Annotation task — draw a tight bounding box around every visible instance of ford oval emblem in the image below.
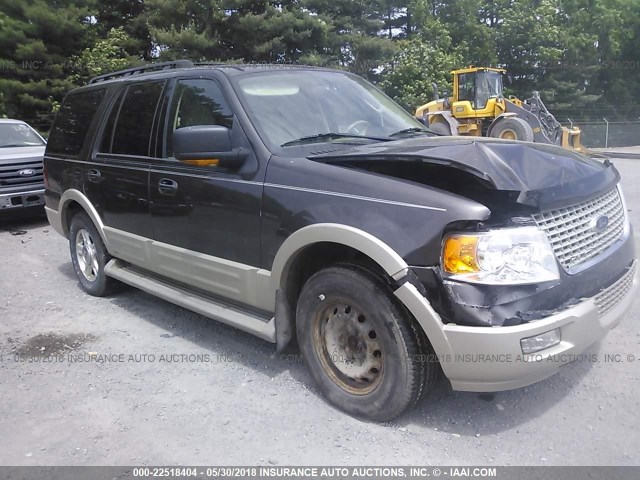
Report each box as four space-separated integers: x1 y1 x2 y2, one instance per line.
18 169 36 177
590 215 609 233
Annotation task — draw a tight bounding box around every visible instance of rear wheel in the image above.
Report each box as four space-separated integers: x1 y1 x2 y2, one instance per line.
69 212 121 297
490 117 534 142
296 264 437 421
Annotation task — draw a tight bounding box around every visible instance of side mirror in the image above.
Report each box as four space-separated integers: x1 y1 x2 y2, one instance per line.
173 125 248 168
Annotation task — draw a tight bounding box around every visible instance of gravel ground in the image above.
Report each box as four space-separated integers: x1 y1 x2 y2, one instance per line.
1 158 639 467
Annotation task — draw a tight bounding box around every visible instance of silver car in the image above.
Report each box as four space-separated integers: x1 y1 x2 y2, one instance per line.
0 119 46 214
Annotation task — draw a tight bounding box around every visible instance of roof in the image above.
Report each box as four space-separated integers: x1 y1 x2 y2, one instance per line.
202 63 329 74
87 60 335 86
0 119 27 124
451 67 507 75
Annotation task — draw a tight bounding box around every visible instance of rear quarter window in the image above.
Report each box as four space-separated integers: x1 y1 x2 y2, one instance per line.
46 88 106 157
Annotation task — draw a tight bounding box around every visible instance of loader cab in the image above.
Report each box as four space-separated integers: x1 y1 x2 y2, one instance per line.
451 67 505 118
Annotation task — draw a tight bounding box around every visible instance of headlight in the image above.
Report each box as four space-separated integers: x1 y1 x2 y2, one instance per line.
442 226 559 285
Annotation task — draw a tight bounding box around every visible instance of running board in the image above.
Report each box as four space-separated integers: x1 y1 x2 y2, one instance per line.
104 259 276 343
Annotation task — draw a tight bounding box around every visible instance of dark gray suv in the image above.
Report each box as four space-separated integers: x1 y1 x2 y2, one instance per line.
43 61 636 420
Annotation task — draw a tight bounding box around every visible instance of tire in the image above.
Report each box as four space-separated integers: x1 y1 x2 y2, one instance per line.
428 121 452 136
296 263 437 421
490 117 534 142
68 211 121 297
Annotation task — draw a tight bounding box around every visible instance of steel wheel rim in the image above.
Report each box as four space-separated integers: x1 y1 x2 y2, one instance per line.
312 299 384 395
500 129 517 140
75 228 99 282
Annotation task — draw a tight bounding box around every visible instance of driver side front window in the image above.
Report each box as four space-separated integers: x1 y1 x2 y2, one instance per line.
165 79 234 158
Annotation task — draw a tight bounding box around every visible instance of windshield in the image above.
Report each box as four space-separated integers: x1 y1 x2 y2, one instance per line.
475 72 503 109
232 70 426 151
0 123 45 148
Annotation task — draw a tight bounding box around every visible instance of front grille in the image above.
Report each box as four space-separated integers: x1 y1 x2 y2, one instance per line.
532 188 626 270
0 160 44 189
594 262 635 316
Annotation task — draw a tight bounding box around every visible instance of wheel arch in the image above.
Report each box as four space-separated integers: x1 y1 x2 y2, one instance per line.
271 224 409 293
58 189 110 250
271 224 452 362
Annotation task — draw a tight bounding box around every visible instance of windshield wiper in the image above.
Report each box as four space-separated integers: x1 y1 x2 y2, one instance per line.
281 132 389 147
388 127 435 137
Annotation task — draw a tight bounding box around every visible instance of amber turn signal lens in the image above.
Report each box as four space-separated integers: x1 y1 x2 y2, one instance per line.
181 159 220 167
443 235 480 274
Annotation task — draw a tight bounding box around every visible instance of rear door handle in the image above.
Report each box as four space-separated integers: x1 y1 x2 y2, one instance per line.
158 178 178 195
87 169 102 182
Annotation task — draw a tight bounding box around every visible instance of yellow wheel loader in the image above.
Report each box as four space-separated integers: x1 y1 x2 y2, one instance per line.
415 67 582 149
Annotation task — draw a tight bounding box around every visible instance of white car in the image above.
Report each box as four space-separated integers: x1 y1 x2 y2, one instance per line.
0 119 47 214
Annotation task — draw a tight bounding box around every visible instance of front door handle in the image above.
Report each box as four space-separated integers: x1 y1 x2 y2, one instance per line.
87 169 102 182
158 178 178 196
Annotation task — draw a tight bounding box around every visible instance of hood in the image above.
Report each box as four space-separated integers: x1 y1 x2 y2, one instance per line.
0 146 46 163
311 136 619 210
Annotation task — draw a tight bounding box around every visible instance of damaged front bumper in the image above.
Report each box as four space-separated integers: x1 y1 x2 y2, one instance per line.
434 227 636 327
395 259 637 392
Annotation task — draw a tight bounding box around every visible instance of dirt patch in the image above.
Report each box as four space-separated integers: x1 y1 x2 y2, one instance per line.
14 333 95 357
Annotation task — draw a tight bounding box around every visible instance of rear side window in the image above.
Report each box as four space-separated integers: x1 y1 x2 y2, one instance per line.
47 88 105 157
101 81 165 157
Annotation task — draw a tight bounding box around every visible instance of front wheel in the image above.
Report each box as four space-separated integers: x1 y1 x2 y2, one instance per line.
490 117 534 142
296 264 437 421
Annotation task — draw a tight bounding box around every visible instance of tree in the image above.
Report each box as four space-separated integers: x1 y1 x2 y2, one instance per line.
146 1 332 65
496 0 565 95
146 0 224 60
433 0 498 66
2 0 639 127
73 27 140 83
0 0 95 129
304 0 395 76
95 0 151 59
380 18 463 111
532 0 639 120
224 2 330 64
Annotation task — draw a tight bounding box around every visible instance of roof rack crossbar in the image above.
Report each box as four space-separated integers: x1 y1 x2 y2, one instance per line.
88 60 194 84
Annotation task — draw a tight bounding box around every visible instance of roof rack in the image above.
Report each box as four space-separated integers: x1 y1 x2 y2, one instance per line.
193 61 226 66
88 60 194 84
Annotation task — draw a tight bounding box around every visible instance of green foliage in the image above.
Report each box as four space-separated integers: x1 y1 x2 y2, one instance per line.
146 0 223 61
435 0 498 66
226 4 331 63
0 0 95 129
380 34 463 111
96 0 150 58
497 0 565 92
1 0 639 129
73 27 139 82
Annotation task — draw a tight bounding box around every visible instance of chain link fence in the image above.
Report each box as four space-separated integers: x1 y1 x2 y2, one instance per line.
563 121 640 148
